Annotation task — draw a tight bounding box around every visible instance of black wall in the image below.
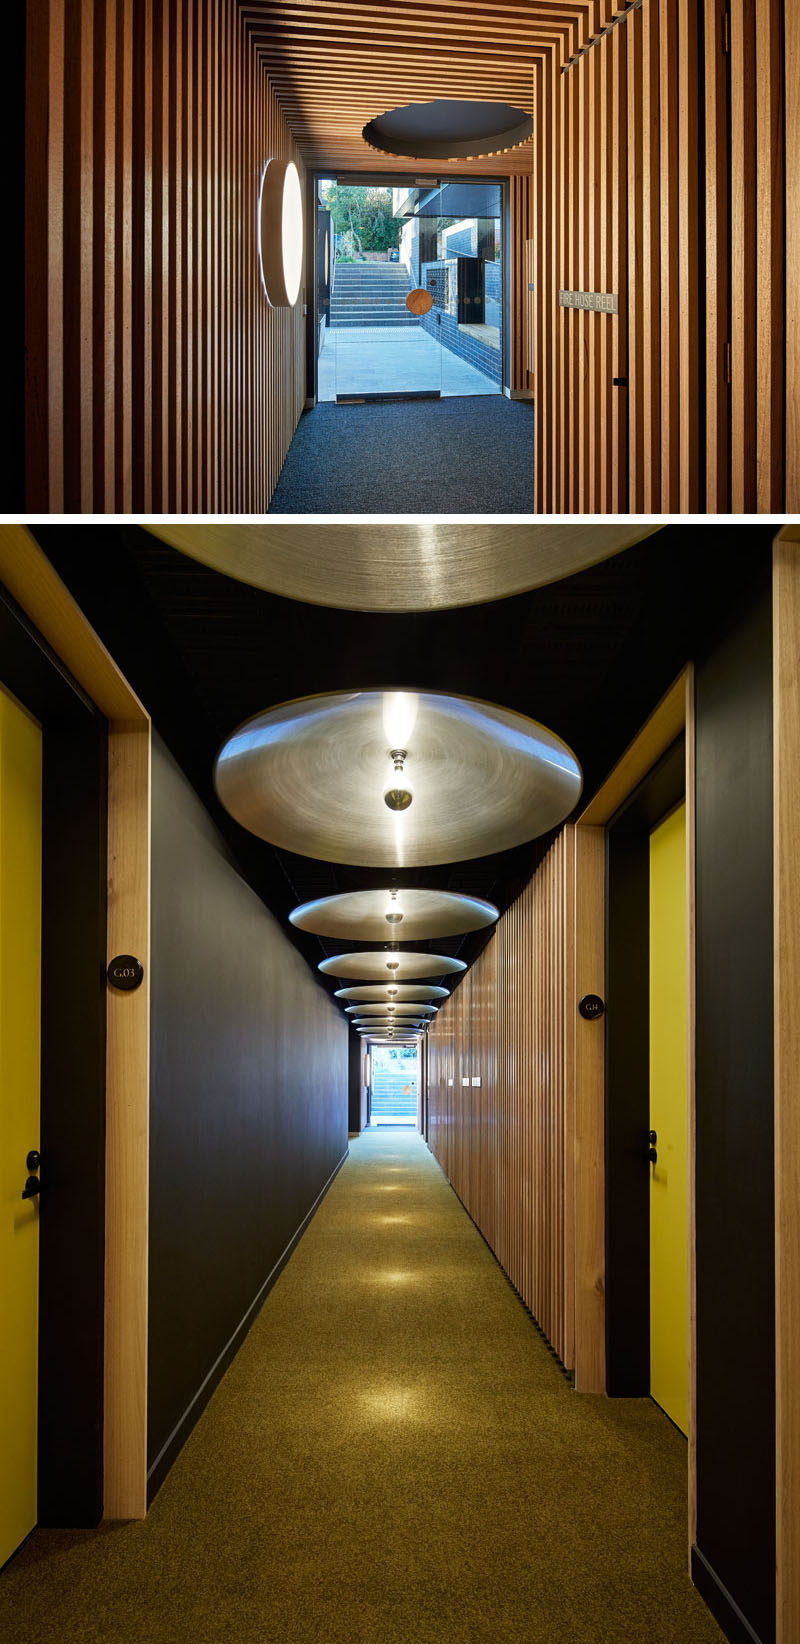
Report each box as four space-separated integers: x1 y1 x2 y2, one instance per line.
148 737 348 1495
693 566 775 1644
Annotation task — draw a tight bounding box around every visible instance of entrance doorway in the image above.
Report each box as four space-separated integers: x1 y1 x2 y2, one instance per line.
316 179 504 404
0 584 107 1551
605 734 690 1430
369 1045 419 1127
649 802 689 1435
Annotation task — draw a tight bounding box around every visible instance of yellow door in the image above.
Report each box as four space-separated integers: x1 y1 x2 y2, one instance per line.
0 682 42 1568
649 802 688 1435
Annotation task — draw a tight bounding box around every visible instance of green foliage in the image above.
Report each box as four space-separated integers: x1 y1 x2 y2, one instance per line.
373 1045 418 1073
324 184 400 253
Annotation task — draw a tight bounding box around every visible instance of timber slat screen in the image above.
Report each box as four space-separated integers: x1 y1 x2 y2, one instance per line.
427 830 575 1371
25 0 306 513
24 0 795 512
532 0 789 514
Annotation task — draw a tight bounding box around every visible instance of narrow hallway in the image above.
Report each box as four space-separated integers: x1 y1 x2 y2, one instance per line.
1 1128 722 1644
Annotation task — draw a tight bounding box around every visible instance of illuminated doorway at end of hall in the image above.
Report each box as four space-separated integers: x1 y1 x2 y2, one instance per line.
316 179 503 404
369 1044 419 1128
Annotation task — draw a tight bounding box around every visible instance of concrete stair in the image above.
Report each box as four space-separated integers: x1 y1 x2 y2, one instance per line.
370 1070 418 1116
330 262 417 328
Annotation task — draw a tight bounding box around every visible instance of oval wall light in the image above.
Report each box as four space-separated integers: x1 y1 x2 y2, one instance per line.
258 159 303 307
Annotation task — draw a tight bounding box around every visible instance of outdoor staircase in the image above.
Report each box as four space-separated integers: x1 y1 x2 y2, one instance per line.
370 1068 418 1119
330 261 417 328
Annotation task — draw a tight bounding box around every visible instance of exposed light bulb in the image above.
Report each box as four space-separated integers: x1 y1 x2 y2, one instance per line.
387 987 398 996
382 692 419 749
386 961 400 972
383 749 413 812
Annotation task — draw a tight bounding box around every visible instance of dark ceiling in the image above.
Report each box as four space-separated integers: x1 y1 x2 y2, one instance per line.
32 526 774 1022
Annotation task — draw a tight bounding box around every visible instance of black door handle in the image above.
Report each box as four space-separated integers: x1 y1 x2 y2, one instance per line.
22 1175 41 1200
647 1129 657 1165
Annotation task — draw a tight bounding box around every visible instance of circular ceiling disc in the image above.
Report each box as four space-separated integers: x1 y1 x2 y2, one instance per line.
146 523 658 612
335 984 449 1003
349 1015 434 1027
345 1003 437 1016
290 888 498 942
318 950 466 981
215 689 582 868
351 1012 427 1025
362 99 533 160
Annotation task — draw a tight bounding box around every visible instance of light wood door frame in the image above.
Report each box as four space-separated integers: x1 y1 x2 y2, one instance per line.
0 527 150 1521
572 667 697 1550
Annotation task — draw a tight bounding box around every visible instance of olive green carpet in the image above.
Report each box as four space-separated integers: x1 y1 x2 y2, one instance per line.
0 1128 724 1644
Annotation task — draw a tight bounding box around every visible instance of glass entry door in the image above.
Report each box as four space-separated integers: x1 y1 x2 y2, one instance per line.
327 180 442 403
393 179 503 399
320 178 503 403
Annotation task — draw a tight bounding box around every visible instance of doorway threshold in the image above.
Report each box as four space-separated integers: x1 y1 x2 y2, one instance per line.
335 390 442 405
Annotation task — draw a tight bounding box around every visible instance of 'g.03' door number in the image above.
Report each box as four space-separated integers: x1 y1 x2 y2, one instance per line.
107 954 144 991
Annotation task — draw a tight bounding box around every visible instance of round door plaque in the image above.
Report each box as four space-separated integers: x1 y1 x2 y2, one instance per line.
578 993 605 1021
406 287 433 316
107 954 144 992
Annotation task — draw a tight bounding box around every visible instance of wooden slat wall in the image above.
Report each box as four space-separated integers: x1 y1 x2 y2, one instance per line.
25 0 306 514
427 830 575 1370
532 0 789 513
789 6 800 510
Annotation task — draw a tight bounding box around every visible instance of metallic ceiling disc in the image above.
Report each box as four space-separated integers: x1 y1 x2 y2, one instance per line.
146 523 659 613
354 1012 430 1025
215 689 582 868
290 887 498 942
335 984 449 1002
318 950 466 980
345 1003 437 1016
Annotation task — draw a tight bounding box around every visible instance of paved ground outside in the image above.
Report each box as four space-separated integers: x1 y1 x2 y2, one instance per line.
318 325 499 401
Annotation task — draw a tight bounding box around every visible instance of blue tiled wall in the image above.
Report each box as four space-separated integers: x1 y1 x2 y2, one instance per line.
420 259 502 385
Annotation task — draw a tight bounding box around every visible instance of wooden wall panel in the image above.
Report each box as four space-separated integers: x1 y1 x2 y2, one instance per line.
789 4 800 510
533 0 789 514
25 0 306 514
427 831 576 1370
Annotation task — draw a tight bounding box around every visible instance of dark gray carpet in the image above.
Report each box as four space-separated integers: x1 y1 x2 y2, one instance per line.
269 398 535 514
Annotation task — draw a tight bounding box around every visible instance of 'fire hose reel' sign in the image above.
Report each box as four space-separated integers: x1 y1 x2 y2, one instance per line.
559 289 619 314
107 954 144 992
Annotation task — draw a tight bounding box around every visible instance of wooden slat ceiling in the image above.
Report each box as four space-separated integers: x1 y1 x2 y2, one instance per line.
240 1 598 176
